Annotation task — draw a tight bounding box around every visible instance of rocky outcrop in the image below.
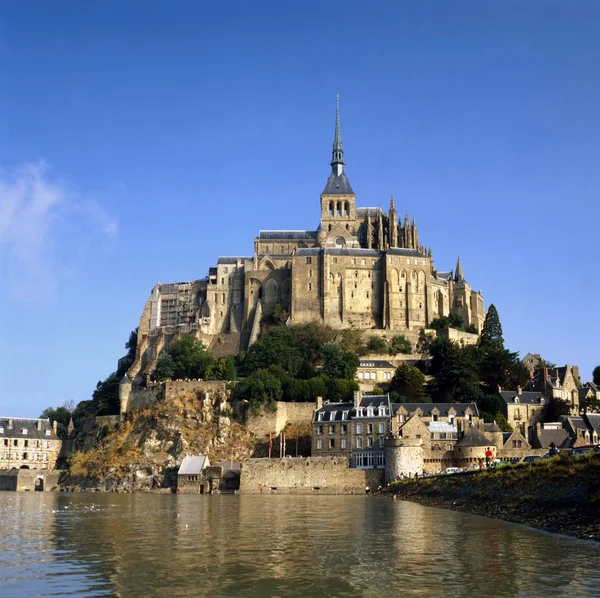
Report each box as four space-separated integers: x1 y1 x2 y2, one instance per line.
63 389 257 492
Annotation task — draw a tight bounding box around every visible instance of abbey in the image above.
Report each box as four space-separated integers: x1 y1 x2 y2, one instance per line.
128 100 485 382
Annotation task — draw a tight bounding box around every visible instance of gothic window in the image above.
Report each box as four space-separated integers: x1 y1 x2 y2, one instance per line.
344 201 349 215
329 201 334 215
336 201 341 215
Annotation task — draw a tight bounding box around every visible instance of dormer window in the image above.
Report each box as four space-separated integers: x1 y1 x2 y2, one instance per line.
398 414 405 423
21 428 27 435
367 407 374 417
318 413 324 421
357 408 364 417
342 411 348 420
539 398 545 404
0 427 3 434
45 429 51 436
514 397 519 404
329 411 337 421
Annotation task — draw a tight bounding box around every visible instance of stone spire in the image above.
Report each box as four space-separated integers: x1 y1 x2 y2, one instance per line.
331 94 344 176
412 218 419 251
388 195 398 247
378 208 384 250
455 256 465 282
366 209 373 249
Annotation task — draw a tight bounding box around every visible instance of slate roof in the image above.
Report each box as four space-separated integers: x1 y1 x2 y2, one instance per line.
387 248 425 257
322 172 354 195
585 414 600 437
295 247 321 256
358 395 391 411
392 402 478 417
566 416 589 431
537 429 572 449
324 248 380 257
356 207 383 217
359 360 394 369
217 256 252 264
484 421 502 433
259 230 317 241
0 418 54 439
178 455 209 475
315 402 353 422
456 425 491 447
500 391 547 405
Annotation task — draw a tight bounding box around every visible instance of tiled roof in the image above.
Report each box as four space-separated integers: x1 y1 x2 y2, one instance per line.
0 418 54 439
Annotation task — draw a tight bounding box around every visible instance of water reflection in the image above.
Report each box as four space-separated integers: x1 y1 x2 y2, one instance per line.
0 493 599 597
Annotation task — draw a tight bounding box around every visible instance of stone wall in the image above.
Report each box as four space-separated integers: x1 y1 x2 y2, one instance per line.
0 469 63 491
435 327 479 346
245 402 316 438
123 380 230 415
240 456 383 494
384 438 424 483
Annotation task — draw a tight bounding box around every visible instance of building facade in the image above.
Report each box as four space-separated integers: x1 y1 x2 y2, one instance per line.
127 100 486 382
0 418 62 470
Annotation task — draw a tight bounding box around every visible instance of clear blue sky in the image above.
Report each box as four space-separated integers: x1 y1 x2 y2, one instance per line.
1 1 598 417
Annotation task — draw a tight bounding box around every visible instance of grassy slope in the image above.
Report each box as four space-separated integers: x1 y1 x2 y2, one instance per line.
384 453 600 540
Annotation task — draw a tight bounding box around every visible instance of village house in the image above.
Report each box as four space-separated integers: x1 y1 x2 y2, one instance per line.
0 418 62 471
528 366 580 414
356 360 395 391
499 389 547 443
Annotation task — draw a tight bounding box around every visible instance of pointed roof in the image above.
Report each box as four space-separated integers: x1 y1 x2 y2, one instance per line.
389 195 396 212
456 425 491 447
322 171 354 194
454 256 464 282
331 94 344 166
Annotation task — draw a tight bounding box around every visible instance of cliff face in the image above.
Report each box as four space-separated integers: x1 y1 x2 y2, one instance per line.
64 390 257 492
384 453 600 541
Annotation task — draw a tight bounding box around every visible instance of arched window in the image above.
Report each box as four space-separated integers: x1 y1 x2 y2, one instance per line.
336 201 341 215
344 201 349 215
329 201 334 215
401 270 406 278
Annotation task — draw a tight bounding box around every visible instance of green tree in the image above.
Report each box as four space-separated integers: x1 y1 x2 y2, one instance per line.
39 403 73 439
479 304 504 350
593 365 600 385
493 412 513 433
233 368 283 413
389 335 412 355
416 329 435 356
545 397 572 421
154 354 175 381
367 336 388 354
429 312 465 331
319 343 359 379
389 364 426 400
210 356 237 381
338 329 366 356
168 335 214 379
427 338 481 402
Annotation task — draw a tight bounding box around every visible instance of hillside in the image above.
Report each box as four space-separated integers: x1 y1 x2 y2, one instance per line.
383 453 600 541
64 391 257 492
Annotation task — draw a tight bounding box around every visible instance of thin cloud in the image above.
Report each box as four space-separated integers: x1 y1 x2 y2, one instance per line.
0 161 118 300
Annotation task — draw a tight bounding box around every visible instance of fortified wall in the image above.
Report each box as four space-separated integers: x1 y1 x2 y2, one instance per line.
0 469 64 492
119 379 230 416
240 456 384 494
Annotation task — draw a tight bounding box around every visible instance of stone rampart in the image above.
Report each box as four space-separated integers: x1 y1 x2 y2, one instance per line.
245 402 316 438
435 327 479 346
124 380 230 414
240 456 384 494
0 469 64 492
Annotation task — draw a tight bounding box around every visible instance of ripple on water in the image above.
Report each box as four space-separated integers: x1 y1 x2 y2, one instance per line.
0 493 599 598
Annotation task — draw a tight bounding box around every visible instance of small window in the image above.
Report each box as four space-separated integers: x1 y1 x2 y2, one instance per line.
317 425 323 435
224 267 228 273
341 438 348 449
352 258 356 265
379 423 385 434
361 259 366 265
309 270 313 278
357 437 363 448
308 283 312 292
356 424 362 434
341 424 347 434
221 278 224 285
21 428 27 435
45 430 51 436
280 246 284 253
317 439 323 449
329 425 335 435
333 258 338 264
306 257 312 264
329 438 335 449
0 427 3 434
371 260 375 265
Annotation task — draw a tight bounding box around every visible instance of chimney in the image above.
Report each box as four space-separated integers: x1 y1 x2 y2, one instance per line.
37 419 42 430
543 368 548 384
316 396 323 411
497 384 502 393
353 390 362 409
52 420 58 435
554 368 560 380
530 369 534 380
517 385 522 395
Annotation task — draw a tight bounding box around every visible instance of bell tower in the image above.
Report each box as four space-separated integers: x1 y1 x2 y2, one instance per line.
319 95 357 237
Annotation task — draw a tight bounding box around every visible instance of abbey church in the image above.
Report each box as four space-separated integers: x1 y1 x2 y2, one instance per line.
128 100 485 382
